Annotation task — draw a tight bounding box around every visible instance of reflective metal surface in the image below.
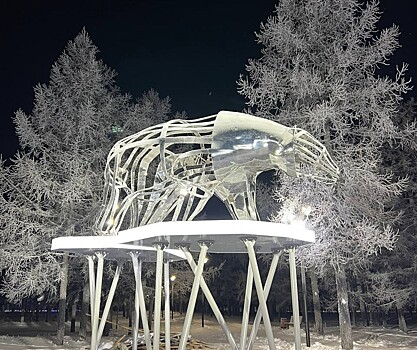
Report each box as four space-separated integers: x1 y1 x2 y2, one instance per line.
97 111 339 235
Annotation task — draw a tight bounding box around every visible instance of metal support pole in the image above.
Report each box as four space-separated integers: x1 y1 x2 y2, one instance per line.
247 251 282 350
240 259 254 350
97 261 123 345
289 247 302 350
87 256 97 350
181 247 238 350
132 254 152 350
178 242 210 350
301 266 311 347
171 280 175 320
131 253 140 350
201 290 205 327
164 260 171 350
153 242 166 350
92 252 105 350
243 239 276 350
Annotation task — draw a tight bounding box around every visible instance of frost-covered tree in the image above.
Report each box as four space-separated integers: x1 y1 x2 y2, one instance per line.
238 1 416 348
0 29 171 343
365 98 417 332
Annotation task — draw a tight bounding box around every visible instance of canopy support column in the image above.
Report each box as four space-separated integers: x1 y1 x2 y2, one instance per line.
289 246 302 350
242 238 276 350
181 246 238 350
153 241 168 350
178 241 211 350
87 256 97 350
247 250 282 349
240 257 254 350
131 253 152 350
87 252 106 350
97 260 123 345
164 259 171 350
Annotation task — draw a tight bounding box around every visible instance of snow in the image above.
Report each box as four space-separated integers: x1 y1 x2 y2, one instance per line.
0 316 416 349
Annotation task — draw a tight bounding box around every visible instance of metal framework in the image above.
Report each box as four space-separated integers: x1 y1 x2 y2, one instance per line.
97 111 338 234
52 221 315 350
52 111 339 350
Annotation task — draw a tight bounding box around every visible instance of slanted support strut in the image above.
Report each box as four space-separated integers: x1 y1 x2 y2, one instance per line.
242 238 276 350
240 251 254 350
131 253 152 350
178 241 212 350
181 246 238 350
97 260 123 345
247 250 282 349
87 252 107 350
87 255 96 350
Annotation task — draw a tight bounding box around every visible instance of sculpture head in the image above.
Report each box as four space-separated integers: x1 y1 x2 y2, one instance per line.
211 111 339 184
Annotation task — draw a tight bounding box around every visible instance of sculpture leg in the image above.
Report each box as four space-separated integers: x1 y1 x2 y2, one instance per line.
247 251 281 349
181 247 238 350
240 260 254 350
178 242 210 350
243 239 276 350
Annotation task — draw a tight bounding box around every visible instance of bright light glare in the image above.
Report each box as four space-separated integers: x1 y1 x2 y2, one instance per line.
170 275 177 282
302 205 312 216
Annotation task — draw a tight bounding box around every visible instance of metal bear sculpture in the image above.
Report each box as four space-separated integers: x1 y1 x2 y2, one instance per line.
97 111 339 234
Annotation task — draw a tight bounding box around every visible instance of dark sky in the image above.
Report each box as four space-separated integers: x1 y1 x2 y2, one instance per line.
1 0 416 160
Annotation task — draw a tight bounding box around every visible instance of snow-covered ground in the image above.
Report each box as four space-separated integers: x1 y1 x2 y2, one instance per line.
0 314 416 349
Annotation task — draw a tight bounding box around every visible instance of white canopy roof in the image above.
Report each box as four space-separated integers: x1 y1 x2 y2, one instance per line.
117 220 314 254
52 220 314 257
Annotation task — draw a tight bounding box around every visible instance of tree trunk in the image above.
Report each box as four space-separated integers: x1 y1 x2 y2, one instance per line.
115 305 119 330
35 301 40 322
397 306 408 333
20 298 26 323
357 284 368 326
79 273 89 339
335 265 353 350
109 305 113 332
46 303 51 323
347 282 356 326
310 270 324 335
57 252 69 345
127 298 132 335
70 297 78 333
147 294 154 330
382 310 388 328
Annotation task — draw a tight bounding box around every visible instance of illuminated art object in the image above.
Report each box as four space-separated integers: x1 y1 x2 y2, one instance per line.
53 111 339 350
97 111 339 234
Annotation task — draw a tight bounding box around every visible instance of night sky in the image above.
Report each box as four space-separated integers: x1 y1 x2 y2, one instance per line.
1 0 416 160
